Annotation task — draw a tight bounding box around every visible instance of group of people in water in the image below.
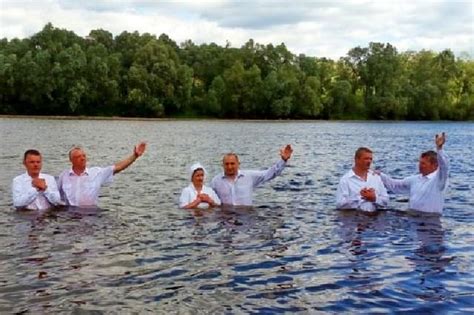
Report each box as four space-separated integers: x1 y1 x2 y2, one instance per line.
12 133 448 214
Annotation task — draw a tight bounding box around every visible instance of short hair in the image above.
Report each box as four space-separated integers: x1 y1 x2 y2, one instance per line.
68 146 83 160
354 147 372 159
421 150 438 165
23 149 41 162
223 153 239 163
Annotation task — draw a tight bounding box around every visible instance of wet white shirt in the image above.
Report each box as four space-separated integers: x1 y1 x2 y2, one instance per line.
211 159 287 206
58 166 114 207
179 184 221 209
12 172 61 210
380 149 449 213
336 170 389 212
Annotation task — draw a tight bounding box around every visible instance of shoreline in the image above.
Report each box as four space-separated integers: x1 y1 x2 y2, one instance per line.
0 114 470 123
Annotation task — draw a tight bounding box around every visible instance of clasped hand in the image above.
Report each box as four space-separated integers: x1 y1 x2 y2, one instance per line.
360 187 376 202
196 193 212 204
32 178 47 191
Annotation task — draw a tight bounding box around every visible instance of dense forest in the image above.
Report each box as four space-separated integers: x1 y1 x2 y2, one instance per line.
1 23 473 120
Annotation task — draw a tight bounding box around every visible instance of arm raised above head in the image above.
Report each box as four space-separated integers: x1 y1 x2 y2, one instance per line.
435 132 446 150
251 145 292 187
435 133 449 191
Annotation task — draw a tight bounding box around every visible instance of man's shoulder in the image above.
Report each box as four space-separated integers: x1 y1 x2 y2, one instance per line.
340 169 354 180
368 171 383 180
211 173 224 182
59 168 71 177
87 166 114 175
13 173 27 182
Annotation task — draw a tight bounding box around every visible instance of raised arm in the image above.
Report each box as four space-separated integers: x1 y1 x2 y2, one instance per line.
380 172 411 194
114 142 147 175
435 132 449 190
252 144 293 187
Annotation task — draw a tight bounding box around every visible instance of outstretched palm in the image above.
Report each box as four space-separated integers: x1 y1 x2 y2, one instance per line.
435 133 446 150
134 142 147 157
280 144 293 162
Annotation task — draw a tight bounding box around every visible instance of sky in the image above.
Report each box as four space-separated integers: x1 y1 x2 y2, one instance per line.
0 0 472 60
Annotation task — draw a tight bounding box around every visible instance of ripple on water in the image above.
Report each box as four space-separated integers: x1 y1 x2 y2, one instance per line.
1 119 473 313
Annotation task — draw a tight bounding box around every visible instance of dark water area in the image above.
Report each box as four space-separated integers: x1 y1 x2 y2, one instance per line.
0 118 473 313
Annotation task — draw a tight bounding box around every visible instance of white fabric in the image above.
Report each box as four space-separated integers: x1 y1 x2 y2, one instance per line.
188 162 207 180
58 166 114 206
179 184 221 209
12 172 61 210
336 169 389 212
211 159 286 206
381 149 449 213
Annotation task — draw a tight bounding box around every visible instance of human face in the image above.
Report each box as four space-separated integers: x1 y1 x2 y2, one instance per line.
355 152 373 172
70 149 87 170
24 154 42 177
223 155 240 177
192 169 205 187
419 156 437 176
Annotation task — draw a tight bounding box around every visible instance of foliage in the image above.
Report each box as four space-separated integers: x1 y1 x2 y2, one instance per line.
0 24 472 120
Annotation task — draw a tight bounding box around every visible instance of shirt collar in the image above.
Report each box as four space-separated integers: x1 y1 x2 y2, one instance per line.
349 168 373 180
221 170 244 179
69 168 89 176
423 170 437 179
25 172 43 179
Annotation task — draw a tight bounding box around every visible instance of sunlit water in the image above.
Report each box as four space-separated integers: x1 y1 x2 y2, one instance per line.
0 118 473 313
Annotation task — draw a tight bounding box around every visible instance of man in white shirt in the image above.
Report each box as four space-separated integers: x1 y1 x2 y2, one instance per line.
379 133 448 214
211 144 293 206
58 142 146 207
12 149 61 210
336 147 388 212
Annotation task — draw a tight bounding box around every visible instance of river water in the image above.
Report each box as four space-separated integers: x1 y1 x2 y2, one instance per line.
0 118 473 313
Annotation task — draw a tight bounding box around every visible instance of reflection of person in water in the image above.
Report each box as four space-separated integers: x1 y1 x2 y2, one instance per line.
407 213 451 300
337 211 383 257
336 210 389 293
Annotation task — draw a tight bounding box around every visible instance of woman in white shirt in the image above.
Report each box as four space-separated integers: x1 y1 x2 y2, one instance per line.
179 163 221 209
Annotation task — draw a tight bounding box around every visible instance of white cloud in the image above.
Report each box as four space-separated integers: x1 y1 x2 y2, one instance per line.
0 0 472 59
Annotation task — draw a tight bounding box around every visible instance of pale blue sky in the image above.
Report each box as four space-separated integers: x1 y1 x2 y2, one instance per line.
0 0 472 59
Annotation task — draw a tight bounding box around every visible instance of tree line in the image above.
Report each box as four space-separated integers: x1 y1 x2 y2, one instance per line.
1 23 473 120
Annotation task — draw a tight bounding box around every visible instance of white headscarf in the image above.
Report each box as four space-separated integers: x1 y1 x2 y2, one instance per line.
188 162 207 181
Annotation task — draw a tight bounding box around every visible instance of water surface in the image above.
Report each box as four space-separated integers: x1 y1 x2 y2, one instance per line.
0 118 473 313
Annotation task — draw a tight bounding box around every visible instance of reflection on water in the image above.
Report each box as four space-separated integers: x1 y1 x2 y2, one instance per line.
0 118 473 313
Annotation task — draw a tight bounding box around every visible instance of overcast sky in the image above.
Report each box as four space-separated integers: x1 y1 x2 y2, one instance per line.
1 0 472 59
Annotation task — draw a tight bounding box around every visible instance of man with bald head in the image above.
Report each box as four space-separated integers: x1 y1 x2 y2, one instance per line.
211 144 293 206
58 142 146 207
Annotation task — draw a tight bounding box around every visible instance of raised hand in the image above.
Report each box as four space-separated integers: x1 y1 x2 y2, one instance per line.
280 144 293 162
435 132 446 150
134 142 147 157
